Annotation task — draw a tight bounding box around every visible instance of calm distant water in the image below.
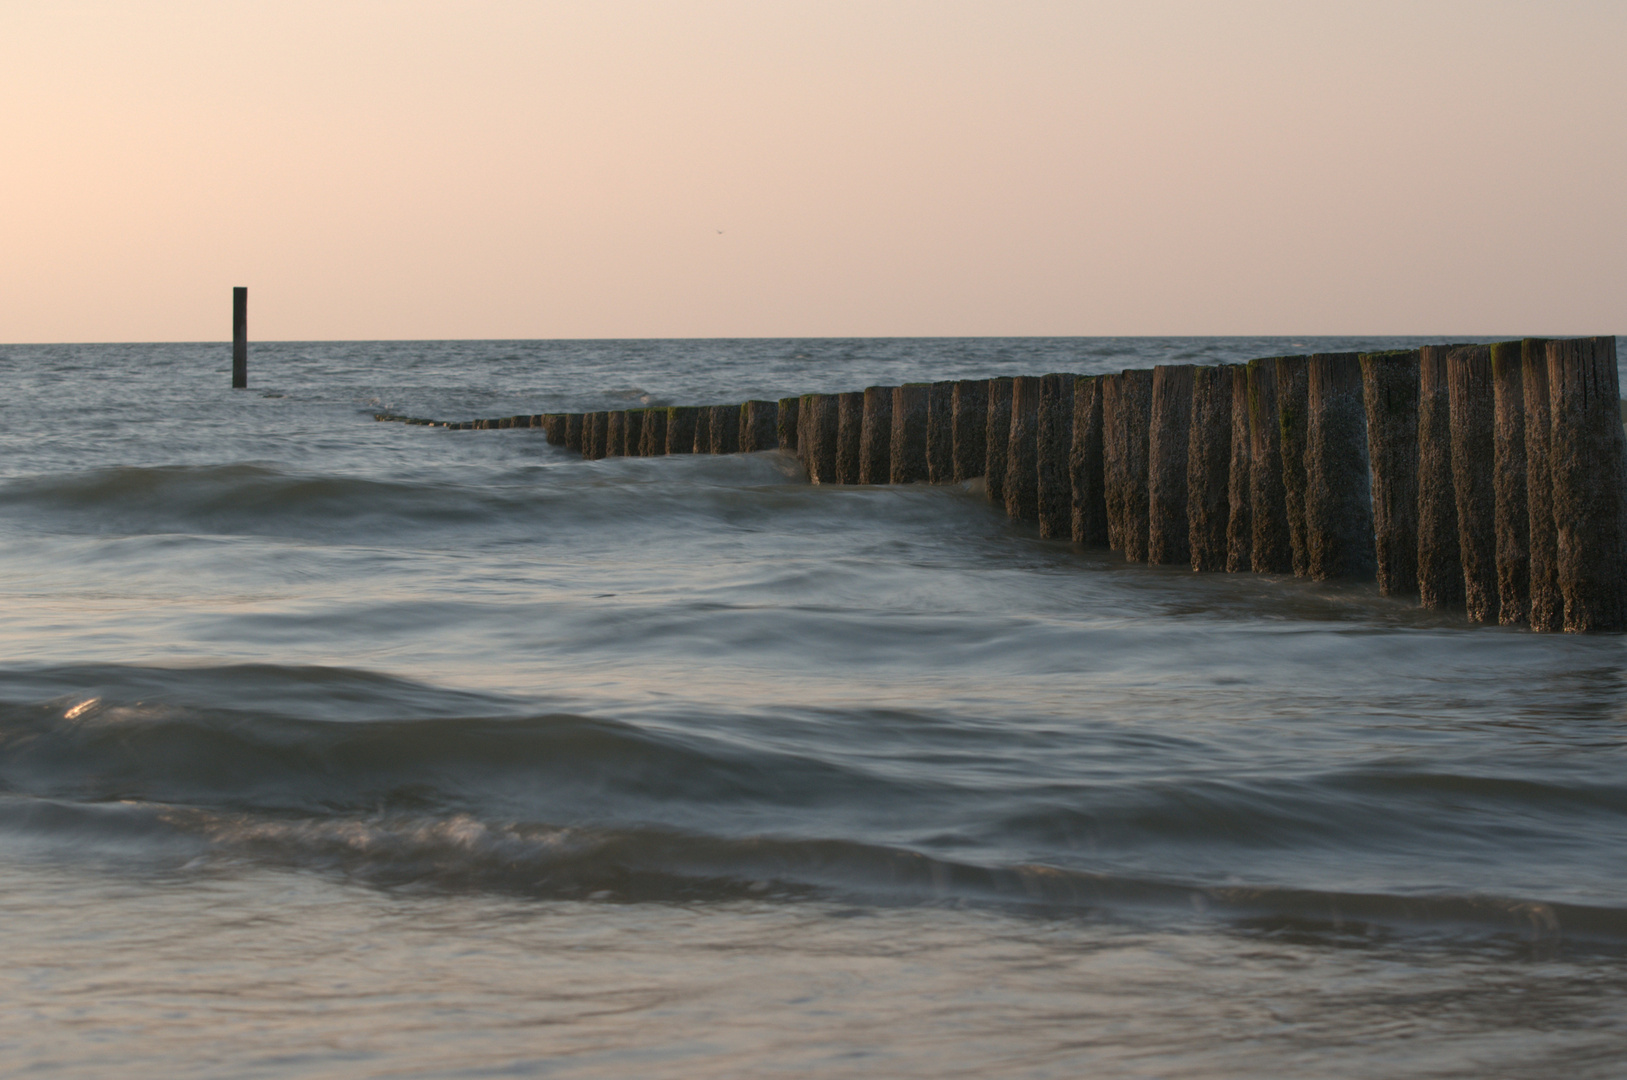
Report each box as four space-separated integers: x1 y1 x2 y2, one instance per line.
2 337 1625 1079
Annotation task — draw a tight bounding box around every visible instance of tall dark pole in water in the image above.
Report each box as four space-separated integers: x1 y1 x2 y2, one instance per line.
231 287 248 388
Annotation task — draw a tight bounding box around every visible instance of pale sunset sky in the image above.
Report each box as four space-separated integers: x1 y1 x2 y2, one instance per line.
3 0 1623 342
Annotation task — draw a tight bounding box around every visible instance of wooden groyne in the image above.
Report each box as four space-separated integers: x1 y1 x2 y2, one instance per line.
374 336 1627 631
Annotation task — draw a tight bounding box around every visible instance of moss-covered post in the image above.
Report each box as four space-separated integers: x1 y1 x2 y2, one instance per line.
709 404 740 454
641 407 668 456
1248 358 1292 573
1004 376 1041 521
983 378 1014 503
1490 341 1530 625
610 412 631 456
1103 369 1153 561
928 380 956 483
836 391 864 484
1036 373 1075 537
859 385 894 484
1070 375 1108 546
891 383 930 484
1522 339 1561 631
1417 345 1464 610
1547 336 1627 631
565 413 585 454
1359 350 1420 596
1187 365 1231 572
741 400 777 453
1148 364 1194 565
666 406 700 455
952 379 988 482
1274 355 1311 576
1226 365 1252 572
777 397 800 453
544 415 567 445
1303 352 1375 581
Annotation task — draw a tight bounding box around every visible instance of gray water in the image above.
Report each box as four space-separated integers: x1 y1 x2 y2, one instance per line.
2 337 1625 1078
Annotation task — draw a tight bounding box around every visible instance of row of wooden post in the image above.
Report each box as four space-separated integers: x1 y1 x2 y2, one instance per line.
374 336 1626 631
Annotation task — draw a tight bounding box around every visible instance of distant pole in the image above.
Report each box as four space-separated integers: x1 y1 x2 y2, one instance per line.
231 287 248 388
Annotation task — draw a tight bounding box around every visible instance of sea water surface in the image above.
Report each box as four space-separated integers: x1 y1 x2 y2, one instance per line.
1 337 1625 1078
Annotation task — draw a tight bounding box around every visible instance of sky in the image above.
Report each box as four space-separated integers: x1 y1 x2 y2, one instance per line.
2 0 1624 342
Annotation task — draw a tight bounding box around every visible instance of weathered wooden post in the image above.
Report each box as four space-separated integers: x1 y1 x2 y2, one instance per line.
891 384 930 484
232 286 247 388
836 391 864 484
709 404 740 454
983 378 1014 502
741 400 778 453
605 411 627 457
797 394 816 469
1187 365 1231 572
544 414 567 445
1546 335 1627 631
1226 365 1252 572
1448 345 1498 620
692 407 712 454
1417 345 1464 610
1103 369 1153 561
1148 364 1193 565
625 410 645 456
928 380 956 483
565 413 585 453
1274 355 1311 576
586 412 609 459
859 386 894 484
666 406 700 454
1522 339 1561 631
1005 376 1041 521
952 379 988 482
807 394 840 483
1359 350 1421 596
1490 341 1530 625
1070 375 1108 546
1036 373 1075 538
1248 358 1292 573
641 407 669 455
1304 352 1375 581
777 397 800 452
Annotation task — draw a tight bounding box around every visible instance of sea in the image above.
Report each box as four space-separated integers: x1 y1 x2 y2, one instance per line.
2 336 1625 1079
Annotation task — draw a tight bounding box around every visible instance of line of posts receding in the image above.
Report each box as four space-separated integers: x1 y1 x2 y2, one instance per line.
375 337 1627 632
